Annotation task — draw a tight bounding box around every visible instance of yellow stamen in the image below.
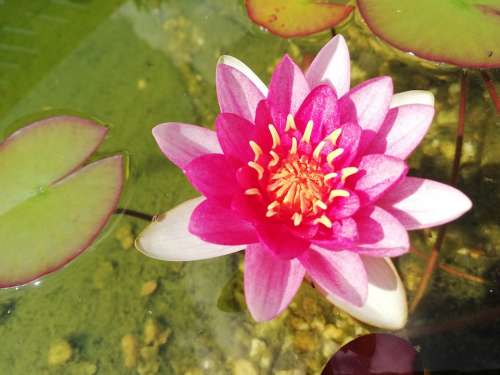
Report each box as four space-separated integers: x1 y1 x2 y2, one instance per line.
285 114 297 131
301 120 314 144
314 200 327 210
327 148 344 166
248 161 264 179
341 167 359 183
266 201 279 217
290 137 298 154
329 189 350 201
299 191 308 213
325 128 342 145
312 141 326 160
276 180 293 197
292 212 303 226
268 124 280 149
267 201 280 211
268 179 284 191
283 182 297 204
249 140 263 161
314 215 333 228
268 150 280 167
244 188 261 196
266 210 277 218
324 172 338 182
270 169 289 180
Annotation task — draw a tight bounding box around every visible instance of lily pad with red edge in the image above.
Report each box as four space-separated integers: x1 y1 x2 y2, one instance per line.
322 333 423 375
0 116 124 288
245 0 353 38
357 0 500 68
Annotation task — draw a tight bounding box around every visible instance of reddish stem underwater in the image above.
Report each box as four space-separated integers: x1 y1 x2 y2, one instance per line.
410 71 469 313
410 247 487 285
481 70 500 114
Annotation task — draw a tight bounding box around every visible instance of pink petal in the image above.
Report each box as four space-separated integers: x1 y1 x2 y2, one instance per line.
254 100 274 150
323 256 408 329
231 193 263 223
301 247 367 306
339 77 393 151
216 55 267 121
327 191 361 220
184 154 237 202
189 199 258 245
355 154 408 204
218 55 268 96
216 113 254 163
305 34 350 97
390 90 434 108
366 104 435 159
378 177 472 230
136 197 242 261
294 84 339 144
268 55 310 130
244 243 305 321
313 218 359 250
256 222 310 260
335 121 362 166
353 206 409 257
152 123 222 170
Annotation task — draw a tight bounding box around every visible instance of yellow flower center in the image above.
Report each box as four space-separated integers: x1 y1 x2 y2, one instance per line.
245 114 359 228
267 155 328 220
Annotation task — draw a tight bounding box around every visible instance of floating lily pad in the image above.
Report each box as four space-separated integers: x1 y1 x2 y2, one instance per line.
0 116 124 288
357 0 500 68
245 0 353 38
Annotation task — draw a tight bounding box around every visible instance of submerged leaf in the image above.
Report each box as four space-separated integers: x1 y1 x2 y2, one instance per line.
357 0 500 68
216 270 246 313
245 0 353 38
0 116 124 288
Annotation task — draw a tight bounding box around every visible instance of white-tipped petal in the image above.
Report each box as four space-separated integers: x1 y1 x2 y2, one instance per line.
390 90 434 108
218 55 268 96
323 256 407 330
379 177 472 230
305 34 351 97
136 197 243 261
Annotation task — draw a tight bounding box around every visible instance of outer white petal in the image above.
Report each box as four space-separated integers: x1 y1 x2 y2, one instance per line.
218 55 268 96
135 197 243 261
390 90 435 108
324 256 408 330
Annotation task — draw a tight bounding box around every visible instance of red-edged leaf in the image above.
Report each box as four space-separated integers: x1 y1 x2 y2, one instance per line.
245 0 353 38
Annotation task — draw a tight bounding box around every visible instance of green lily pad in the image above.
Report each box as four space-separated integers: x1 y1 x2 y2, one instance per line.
245 0 353 38
0 116 124 288
357 0 500 68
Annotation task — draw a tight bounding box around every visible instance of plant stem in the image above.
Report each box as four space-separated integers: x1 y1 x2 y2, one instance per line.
410 71 469 313
481 70 500 114
410 247 486 285
115 208 154 222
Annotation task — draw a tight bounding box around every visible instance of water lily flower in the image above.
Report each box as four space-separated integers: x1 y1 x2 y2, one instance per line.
136 35 472 329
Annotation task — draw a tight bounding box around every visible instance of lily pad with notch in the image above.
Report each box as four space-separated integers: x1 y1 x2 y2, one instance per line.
0 116 124 288
357 0 500 68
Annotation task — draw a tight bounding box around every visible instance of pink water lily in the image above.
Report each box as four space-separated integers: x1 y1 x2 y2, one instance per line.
136 35 472 329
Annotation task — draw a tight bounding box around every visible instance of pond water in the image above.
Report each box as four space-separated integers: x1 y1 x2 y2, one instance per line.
0 0 499 374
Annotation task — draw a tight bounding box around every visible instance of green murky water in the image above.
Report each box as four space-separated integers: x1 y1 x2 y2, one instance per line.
0 0 499 374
